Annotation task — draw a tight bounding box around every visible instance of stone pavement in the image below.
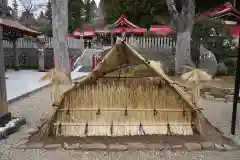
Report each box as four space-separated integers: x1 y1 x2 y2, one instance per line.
199 98 240 143
5 70 88 103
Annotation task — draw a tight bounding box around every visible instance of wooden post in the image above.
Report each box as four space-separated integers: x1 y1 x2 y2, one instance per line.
38 48 45 72
12 39 19 71
36 38 46 72
0 26 8 113
231 34 240 135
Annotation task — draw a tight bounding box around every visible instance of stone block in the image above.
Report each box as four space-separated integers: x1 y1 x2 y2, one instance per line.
63 143 80 150
80 143 107 150
43 144 61 150
204 92 211 95
204 95 214 100
171 144 183 151
184 143 202 151
126 143 146 150
21 134 31 140
201 142 214 150
147 144 164 150
26 142 43 149
108 144 128 151
27 128 38 135
214 98 225 101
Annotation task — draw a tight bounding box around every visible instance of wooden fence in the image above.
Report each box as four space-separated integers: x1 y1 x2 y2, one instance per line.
3 36 175 50
3 37 84 49
126 36 175 49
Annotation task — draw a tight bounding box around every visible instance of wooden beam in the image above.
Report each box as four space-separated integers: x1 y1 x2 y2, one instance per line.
57 108 192 112
0 26 8 113
53 122 192 126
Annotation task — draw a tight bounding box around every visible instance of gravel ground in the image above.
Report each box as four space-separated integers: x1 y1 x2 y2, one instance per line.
1 87 240 160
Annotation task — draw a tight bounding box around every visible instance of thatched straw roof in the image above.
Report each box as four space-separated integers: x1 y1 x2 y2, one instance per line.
38 38 204 138
72 37 172 88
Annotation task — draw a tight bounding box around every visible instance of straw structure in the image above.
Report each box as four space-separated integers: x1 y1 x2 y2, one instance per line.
181 68 212 104
38 38 199 138
53 79 193 136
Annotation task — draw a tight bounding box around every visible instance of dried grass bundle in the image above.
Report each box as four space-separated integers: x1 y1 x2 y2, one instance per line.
40 68 72 104
53 79 193 136
181 67 212 104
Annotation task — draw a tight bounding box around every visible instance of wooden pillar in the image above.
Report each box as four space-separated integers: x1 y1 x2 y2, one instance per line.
12 39 19 71
111 33 114 46
0 26 8 113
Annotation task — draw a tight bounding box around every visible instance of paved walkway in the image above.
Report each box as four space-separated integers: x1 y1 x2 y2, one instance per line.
5 70 88 102
199 98 240 142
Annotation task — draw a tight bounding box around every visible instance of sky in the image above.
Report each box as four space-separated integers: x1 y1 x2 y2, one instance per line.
8 0 100 17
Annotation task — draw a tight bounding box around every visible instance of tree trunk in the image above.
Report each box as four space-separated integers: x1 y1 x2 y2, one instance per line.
166 0 196 75
51 0 71 80
175 29 195 74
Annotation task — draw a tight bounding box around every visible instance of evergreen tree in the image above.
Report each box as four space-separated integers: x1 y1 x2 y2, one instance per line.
45 0 52 21
43 0 52 36
12 0 18 11
84 0 92 22
68 0 85 32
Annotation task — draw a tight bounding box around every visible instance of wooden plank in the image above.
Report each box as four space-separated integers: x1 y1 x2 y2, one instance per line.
0 26 8 113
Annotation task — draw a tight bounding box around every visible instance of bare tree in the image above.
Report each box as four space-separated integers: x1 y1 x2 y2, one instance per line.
17 0 46 71
166 0 196 75
51 0 71 80
18 0 45 27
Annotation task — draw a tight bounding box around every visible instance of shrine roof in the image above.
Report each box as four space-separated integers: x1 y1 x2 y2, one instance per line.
0 17 41 39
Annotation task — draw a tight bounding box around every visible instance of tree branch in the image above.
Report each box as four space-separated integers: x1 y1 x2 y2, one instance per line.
166 0 179 18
